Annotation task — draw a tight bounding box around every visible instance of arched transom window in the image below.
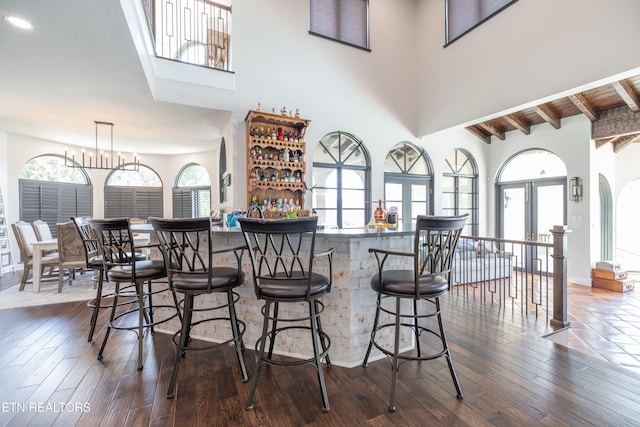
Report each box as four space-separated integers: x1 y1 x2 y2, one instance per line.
312 131 371 229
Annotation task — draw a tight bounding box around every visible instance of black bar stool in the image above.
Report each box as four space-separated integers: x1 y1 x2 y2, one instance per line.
89 217 178 370
363 214 468 411
239 216 334 412
73 216 146 342
149 217 248 398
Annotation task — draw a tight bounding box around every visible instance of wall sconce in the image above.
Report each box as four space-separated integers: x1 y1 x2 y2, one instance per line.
570 176 583 202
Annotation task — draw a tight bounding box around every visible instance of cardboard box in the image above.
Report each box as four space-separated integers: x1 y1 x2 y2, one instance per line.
592 277 635 292
592 268 628 280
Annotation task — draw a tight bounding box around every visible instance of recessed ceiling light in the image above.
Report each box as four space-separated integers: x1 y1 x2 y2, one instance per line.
3 15 32 30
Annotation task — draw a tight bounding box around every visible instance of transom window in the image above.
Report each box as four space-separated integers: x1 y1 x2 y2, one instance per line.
445 0 518 45
313 131 370 228
310 0 370 50
442 149 478 235
173 163 211 218
384 142 433 224
105 164 163 219
18 155 93 236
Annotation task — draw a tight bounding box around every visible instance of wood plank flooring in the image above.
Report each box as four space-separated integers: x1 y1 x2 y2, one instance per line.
1 271 640 426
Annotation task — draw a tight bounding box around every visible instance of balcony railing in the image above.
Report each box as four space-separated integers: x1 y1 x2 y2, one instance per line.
142 0 232 71
452 226 569 327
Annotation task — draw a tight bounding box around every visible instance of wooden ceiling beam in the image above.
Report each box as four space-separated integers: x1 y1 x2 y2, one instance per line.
569 93 597 122
595 138 612 149
477 121 505 141
504 113 531 135
612 80 640 112
612 133 640 153
465 125 491 144
534 104 561 129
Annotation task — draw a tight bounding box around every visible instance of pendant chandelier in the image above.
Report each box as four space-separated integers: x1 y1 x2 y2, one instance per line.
64 121 140 171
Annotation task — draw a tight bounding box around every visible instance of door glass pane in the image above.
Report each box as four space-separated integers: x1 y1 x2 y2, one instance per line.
536 184 564 273
411 184 426 201
442 193 455 210
411 202 426 218
343 169 365 189
343 189 365 209
385 183 402 205
343 209 365 229
503 187 525 240
317 209 337 229
458 176 473 192
313 188 337 208
442 176 455 192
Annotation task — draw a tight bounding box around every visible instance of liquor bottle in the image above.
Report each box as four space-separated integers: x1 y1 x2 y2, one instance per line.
374 199 386 223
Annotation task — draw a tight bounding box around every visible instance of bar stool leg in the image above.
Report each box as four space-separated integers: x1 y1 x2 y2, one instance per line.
246 301 272 410
167 295 194 398
310 300 330 412
413 299 422 357
315 299 331 367
137 281 145 370
227 290 248 382
436 297 463 398
362 294 382 367
388 297 402 412
87 270 104 342
98 281 120 360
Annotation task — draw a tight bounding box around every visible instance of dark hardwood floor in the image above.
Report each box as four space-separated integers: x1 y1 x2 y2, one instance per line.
1 270 640 426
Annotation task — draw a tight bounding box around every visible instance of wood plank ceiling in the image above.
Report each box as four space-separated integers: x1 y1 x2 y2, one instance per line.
465 75 640 152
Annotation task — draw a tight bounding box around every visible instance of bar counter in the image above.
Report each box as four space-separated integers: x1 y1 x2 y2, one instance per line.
155 224 417 367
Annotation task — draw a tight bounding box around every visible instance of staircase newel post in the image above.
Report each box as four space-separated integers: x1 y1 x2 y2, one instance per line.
550 225 571 328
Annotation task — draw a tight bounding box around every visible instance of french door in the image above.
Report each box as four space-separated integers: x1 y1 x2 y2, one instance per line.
498 178 566 274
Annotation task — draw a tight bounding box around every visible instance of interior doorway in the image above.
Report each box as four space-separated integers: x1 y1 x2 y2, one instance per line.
496 149 567 274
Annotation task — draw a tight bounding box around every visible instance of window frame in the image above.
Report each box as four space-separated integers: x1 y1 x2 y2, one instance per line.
18 154 93 237
309 0 371 51
445 0 518 46
442 148 478 235
104 164 163 219
312 131 371 229
383 142 434 224
173 163 212 219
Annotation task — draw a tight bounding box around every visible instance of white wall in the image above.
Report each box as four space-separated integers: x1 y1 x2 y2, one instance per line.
416 0 640 135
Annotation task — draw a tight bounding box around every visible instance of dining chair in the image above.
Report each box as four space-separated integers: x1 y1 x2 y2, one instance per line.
54 221 87 293
149 217 248 398
11 221 59 291
90 217 178 370
32 219 54 241
362 214 468 412
238 216 334 412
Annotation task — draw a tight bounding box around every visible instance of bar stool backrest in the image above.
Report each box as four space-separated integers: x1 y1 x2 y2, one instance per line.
239 216 320 300
72 217 100 265
413 214 468 296
149 217 214 288
89 218 137 271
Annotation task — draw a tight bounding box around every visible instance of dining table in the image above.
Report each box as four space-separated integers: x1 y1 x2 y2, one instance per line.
30 232 152 293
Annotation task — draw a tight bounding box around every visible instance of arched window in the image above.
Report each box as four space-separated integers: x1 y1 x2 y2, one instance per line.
219 138 228 205
384 142 433 224
442 148 478 235
104 164 163 219
173 163 211 218
312 131 371 228
18 155 92 235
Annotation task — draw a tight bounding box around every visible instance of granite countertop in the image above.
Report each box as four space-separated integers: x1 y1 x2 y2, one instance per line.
211 222 415 238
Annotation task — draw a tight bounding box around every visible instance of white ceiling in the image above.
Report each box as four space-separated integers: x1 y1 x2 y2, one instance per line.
0 0 227 155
